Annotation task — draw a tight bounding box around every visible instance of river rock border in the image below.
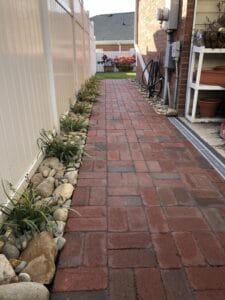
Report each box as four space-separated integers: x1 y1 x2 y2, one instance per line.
0 79 98 299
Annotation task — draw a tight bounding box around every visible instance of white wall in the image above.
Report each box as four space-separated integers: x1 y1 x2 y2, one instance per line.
195 0 222 30
0 0 95 205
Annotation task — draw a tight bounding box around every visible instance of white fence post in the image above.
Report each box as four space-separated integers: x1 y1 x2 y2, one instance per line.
39 0 59 131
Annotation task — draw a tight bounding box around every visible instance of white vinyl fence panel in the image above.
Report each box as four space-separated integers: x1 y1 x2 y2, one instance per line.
48 0 75 115
0 0 95 205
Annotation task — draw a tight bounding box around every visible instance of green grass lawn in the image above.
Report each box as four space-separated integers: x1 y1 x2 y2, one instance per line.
95 72 136 80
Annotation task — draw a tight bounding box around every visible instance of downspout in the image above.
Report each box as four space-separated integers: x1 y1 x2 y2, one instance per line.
173 59 179 109
163 31 172 104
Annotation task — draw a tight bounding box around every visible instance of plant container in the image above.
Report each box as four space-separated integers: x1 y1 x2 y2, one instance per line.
104 66 114 72
200 70 225 86
199 98 221 118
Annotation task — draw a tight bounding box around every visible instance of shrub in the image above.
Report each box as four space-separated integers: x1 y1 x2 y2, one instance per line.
77 77 100 102
70 102 91 115
37 130 80 164
0 181 52 237
60 115 88 133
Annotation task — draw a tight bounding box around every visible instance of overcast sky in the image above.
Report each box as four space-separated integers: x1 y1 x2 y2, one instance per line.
83 0 135 17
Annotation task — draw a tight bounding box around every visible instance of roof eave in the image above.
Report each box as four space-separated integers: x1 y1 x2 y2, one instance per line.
95 40 134 45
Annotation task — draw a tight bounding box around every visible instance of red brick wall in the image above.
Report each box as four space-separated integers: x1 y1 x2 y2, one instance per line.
121 44 134 51
96 44 119 51
96 44 134 51
136 0 195 115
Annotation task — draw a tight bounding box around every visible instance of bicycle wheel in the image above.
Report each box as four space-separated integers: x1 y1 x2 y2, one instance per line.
142 59 153 88
148 61 162 97
152 77 163 96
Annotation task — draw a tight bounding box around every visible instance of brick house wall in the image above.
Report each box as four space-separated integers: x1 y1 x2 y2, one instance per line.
96 43 134 51
136 0 195 114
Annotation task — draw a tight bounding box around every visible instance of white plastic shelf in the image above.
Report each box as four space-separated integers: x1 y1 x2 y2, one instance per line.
185 46 225 123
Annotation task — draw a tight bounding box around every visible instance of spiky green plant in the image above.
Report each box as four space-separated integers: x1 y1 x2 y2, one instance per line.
37 129 80 164
60 115 88 133
70 102 91 115
76 76 100 102
77 86 96 102
0 181 52 237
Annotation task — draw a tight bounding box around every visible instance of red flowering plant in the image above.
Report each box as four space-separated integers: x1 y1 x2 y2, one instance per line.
114 55 136 71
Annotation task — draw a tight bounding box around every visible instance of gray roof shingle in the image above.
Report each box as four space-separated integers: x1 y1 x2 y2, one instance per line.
91 12 134 41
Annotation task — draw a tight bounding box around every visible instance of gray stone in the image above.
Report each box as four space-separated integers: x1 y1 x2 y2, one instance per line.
63 199 71 209
0 240 5 252
55 169 65 179
36 177 55 198
55 162 65 171
24 231 33 242
2 243 20 259
6 232 16 245
19 235 28 250
61 179 69 184
53 208 68 222
65 170 78 185
42 168 50 178
35 196 42 203
66 166 76 172
49 169 56 177
41 157 60 169
35 197 58 208
30 173 44 187
53 183 74 202
74 163 80 169
49 221 66 237
54 237 66 251
18 273 31 282
15 239 22 251
15 261 27 274
38 165 51 176
0 282 49 300
0 254 16 284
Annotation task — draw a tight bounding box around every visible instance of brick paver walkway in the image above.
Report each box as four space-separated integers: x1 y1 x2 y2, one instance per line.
52 80 225 299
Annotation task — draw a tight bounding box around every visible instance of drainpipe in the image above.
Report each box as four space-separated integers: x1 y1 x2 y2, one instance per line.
173 59 179 109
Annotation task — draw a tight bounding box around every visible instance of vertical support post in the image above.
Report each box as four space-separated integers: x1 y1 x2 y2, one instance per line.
39 0 59 131
81 0 86 82
71 0 78 98
191 50 204 121
185 50 196 117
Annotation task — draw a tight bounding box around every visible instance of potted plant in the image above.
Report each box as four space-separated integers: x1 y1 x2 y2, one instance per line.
199 98 222 117
204 1 225 48
193 1 225 48
102 55 114 72
114 55 136 72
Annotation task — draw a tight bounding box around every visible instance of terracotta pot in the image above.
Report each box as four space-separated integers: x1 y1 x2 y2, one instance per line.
104 66 114 72
214 66 225 71
200 70 225 85
199 98 221 118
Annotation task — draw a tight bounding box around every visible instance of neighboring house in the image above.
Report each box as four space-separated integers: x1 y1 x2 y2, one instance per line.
91 12 135 51
135 0 225 120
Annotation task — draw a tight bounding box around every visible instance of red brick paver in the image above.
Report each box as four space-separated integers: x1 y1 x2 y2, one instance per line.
51 80 225 299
